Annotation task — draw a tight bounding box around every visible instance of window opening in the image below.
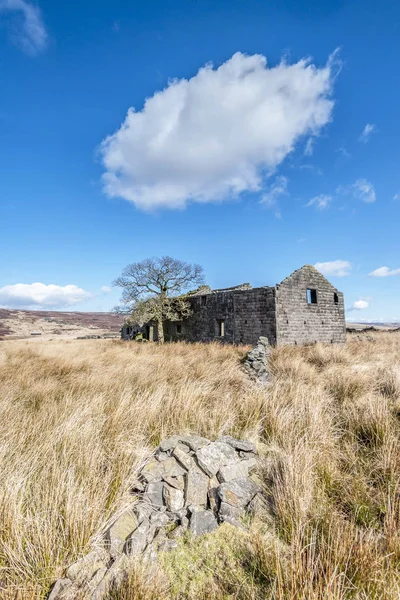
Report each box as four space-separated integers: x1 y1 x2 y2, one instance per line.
307 289 317 304
217 320 225 337
176 323 182 334
201 296 207 306
334 293 339 305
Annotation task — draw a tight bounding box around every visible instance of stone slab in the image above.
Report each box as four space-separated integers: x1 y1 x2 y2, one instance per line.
217 477 259 508
196 442 238 477
190 510 218 536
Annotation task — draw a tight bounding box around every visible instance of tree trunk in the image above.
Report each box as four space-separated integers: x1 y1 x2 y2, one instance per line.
157 317 165 343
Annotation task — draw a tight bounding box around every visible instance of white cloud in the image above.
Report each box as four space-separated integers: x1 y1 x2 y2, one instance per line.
101 286 112 293
338 178 376 203
0 0 47 55
306 194 332 210
314 260 352 277
100 51 338 211
393 192 399 201
304 138 314 156
359 123 376 143
260 175 288 217
352 300 369 310
368 266 400 277
0 283 91 309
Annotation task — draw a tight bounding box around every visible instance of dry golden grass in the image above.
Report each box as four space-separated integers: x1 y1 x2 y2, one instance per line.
1 333 400 599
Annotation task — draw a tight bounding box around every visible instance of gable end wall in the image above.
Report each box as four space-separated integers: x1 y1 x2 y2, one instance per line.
275 266 346 345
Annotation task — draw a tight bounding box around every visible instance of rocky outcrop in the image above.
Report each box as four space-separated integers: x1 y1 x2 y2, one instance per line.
48 434 263 599
244 336 271 384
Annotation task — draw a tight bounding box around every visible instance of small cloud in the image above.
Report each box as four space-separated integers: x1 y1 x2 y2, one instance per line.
359 123 377 144
314 260 352 277
336 147 352 159
101 286 112 293
0 0 48 55
306 194 332 210
393 192 399 201
304 138 314 156
352 299 369 310
352 179 376 203
338 178 376 203
260 176 288 218
0 283 91 309
368 266 400 277
112 20 120 32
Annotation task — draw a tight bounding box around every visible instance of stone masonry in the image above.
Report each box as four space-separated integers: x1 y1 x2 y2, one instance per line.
48 434 263 600
122 265 346 346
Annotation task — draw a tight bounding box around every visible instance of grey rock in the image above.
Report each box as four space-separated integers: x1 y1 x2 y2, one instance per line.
217 461 250 483
86 568 107 593
190 510 218 536
248 492 270 516
175 442 191 454
159 436 181 452
179 435 210 451
241 457 258 472
158 538 179 552
217 436 257 454
66 550 106 584
168 524 186 539
143 481 165 508
141 458 165 483
142 456 185 483
155 449 169 462
47 578 72 600
125 521 150 556
196 442 238 477
218 501 244 526
217 478 259 508
252 360 265 372
105 509 138 557
161 457 186 478
163 475 184 490
172 446 194 471
91 554 129 600
163 484 184 512
171 507 188 521
135 502 156 523
150 511 170 528
185 468 209 507
151 528 167 550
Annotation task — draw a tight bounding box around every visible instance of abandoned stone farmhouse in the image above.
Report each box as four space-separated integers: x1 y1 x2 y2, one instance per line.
121 265 346 346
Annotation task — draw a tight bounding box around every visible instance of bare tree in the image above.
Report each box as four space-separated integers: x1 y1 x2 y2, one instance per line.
114 256 205 343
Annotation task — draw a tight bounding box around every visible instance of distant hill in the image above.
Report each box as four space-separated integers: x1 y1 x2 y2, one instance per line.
0 309 124 340
347 322 400 331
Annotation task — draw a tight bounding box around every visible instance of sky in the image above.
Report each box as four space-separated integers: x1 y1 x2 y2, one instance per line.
0 0 399 321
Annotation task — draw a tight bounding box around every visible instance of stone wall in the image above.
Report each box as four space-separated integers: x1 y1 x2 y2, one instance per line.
275 265 346 345
48 434 264 600
164 287 277 346
164 292 236 343
233 288 276 345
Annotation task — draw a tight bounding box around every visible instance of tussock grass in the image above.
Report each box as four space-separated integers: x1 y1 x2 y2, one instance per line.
1 333 400 598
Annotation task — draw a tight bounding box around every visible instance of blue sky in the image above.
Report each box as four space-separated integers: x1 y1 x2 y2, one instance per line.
0 0 399 321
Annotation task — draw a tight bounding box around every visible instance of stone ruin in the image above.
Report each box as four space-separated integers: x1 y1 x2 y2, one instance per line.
49 434 265 599
122 265 346 347
243 336 271 384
